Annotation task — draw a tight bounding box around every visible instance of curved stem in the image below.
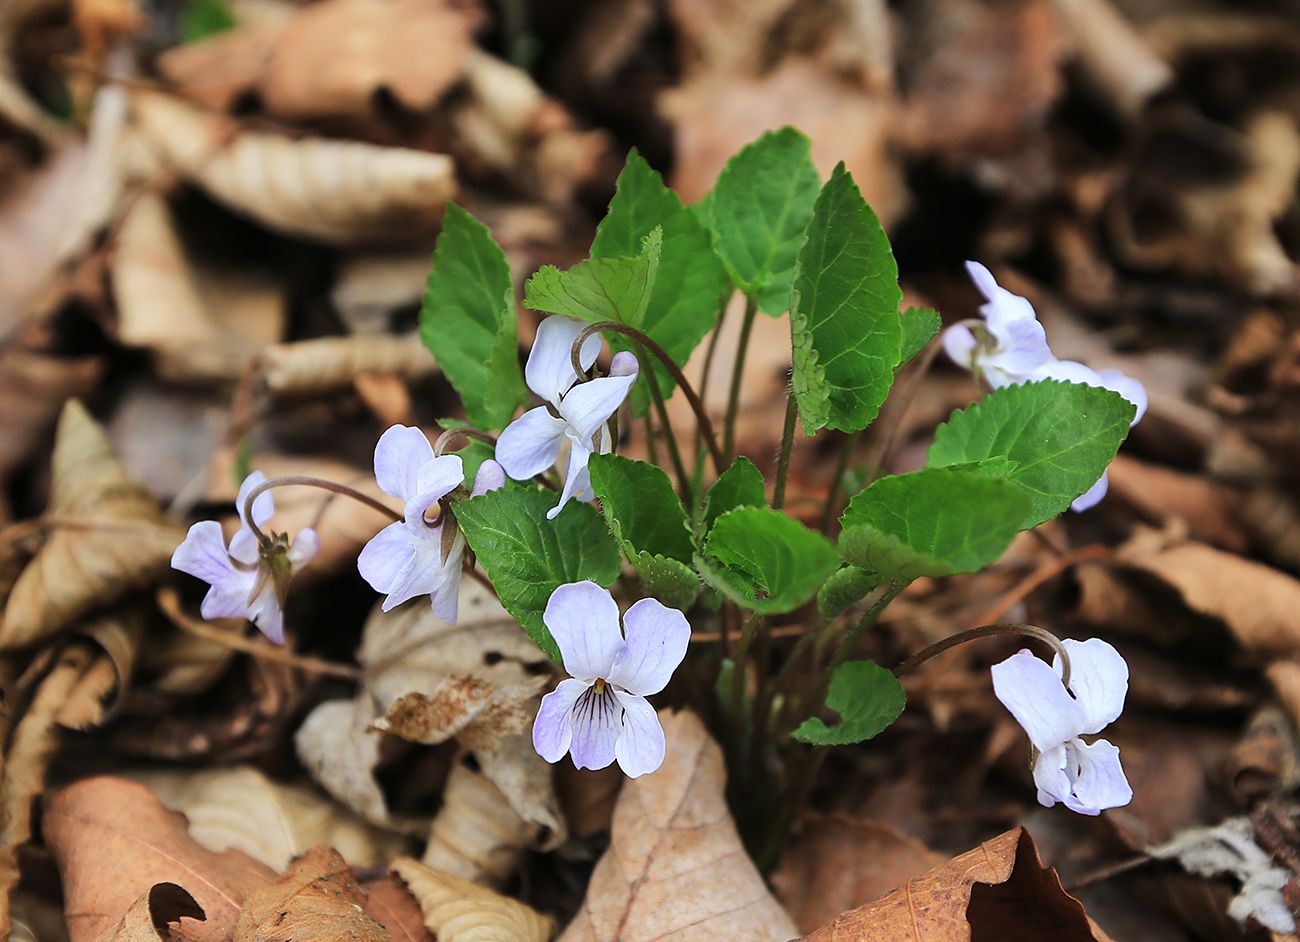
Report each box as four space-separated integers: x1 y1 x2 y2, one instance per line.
724 297 758 461
244 475 402 548
433 427 497 457
572 322 726 474
893 623 1073 689
641 344 693 508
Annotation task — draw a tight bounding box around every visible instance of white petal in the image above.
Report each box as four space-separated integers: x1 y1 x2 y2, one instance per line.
1062 738 1132 814
557 371 638 445
1070 472 1109 512
431 566 462 625
358 522 417 596
245 583 285 643
237 471 273 529
613 691 666 778
172 520 236 585
983 317 1051 377
1028 358 1101 386
568 682 622 770
289 528 319 569
1055 638 1128 734
1095 369 1147 425
471 459 506 496
942 325 979 371
965 260 999 301
373 425 434 500
414 454 465 504
198 568 258 621
991 649 1086 752
547 437 593 520
227 526 259 566
1032 743 1071 808
526 316 600 403
533 679 586 762
607 597 690 696
495 407 568 480
543 581 623 682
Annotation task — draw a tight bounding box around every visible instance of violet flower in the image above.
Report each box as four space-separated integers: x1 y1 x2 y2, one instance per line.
991 638 1133 815
942 261 1053 388
496 316 639 519
171 470 319 644
532 581 689 778
358 424 504 624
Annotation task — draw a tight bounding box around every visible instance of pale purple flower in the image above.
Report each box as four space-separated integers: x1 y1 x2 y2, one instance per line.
991 638 1132 815
496 316 639 520
171 470 319 644
358 424 505 624
943 261 1052 388
532 581 689 778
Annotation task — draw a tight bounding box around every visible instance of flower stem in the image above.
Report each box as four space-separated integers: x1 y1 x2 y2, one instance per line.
433 427 497 457
800 580 907 724
817 428 863 532
640 341 693 508
723 296 758 461
863 336 945 488
771 383 798 510
729 610 765 727
244 475 402 548
694 293 731 465
893 623 1073 688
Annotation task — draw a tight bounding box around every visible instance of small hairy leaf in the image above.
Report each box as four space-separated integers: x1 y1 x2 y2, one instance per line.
816 565 885 618
699 507 840 614
700 456 766 535
790 163 903 433
928 380 1136 529
708 127 821 314
455 488 621 659
838 468 1030 580
524 228 662 328
628 550 699 611
899 306 941 366
420 204 525 430
792 660 905 745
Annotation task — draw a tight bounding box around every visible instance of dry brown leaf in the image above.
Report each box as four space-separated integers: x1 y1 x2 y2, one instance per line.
54 609 144 730
772 814 946 936
390 857 552 942
125 765 409 872
0 400 183 650
422 760 544 887
1104 453 1248 552
374 674 547 751
129 90 456 243
362 878 434 942
156 20 286 113
260 333 436 396
799 828 1110 942
1048 0 1172 118
44 777 276 942
559 709 797 942
92 883 205 942
233 846 389 942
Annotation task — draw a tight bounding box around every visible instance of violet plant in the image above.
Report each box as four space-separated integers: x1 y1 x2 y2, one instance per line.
171 127 1144 866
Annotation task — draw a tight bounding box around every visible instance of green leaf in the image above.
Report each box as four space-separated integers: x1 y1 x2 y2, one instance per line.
701 456 766 534
420 204 526 430
816 565 884 618
588 454 694 563
792 660 905 745
899 306 941 367
524 228 663 329
708 127 821 314
928 380 1136 529
838 468 1030 580
790 163 903 434
455 488 621 659
698 507 840 613
592 151 730 414
179 0 237 42
628 550 699 611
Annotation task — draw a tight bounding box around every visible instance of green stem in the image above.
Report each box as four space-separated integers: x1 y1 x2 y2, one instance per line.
723 297 758 461
642 411 659 468
694 292 731 465
893 623 1074 688
758 743 830 873
863 336 945 488
641 342 693 509
729 610 765 727
771 384 798 510
817 428 863 532
801 580 907 723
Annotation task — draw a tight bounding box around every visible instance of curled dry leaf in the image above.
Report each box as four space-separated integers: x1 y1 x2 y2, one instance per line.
390 857 552 942
559 709 797 942
129 90 456 243
43 777 277 942
260 333 436 396
373 674 547 751
125 765 409 872
93 883 205 942
0 400 184 650
56 609 145 730
233 846 388 942
423 760 544 887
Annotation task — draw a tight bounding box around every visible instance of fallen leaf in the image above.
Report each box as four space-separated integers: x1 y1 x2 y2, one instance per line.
1104 454 1248 552
390 857 552 942
558 709 798 942
156 17 284 113
124 765 409 872
373 674 547 751
43 777 276 942
233 846 388 942
92 883 205 942
799 828 1109 941
259 333 436 396
362 878 434 942
1050 0 1172 119
56 609 144 729
0 400 184 650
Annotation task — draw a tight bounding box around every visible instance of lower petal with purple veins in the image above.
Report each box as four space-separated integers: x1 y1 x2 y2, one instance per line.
613 691 665 777
533 678 587 763
568 682 622 770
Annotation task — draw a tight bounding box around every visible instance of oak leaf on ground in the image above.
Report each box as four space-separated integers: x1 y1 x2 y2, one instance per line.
390 857 552 942
232 845 388 942
92 883 205 942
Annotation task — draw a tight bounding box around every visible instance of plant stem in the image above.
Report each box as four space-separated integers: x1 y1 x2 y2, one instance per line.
643 411 659 467
244 475 401 548
433 426 497 457
729 610 765 728
772 384 798 510
893 623 1073 688
801 580 907 723
723 297 758 461
640 342 693 509
758 743 830 873
694 293 731 463
817 428 863 532
863 336 945 488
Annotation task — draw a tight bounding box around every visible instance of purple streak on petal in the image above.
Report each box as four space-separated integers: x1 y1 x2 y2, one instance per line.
373 425 435 500
1032 743 1070 808
171 520 236 584
543 581 622 682
1095 369 1147 425
471 459 506 496
237 471 273 529
613 691 666 777
1063 738 1132 814
358 521 417 597
533 679 586 762
289 528 319 569
1054 638 1128 734
526 316 600 403
991 649 1085 752
496 407 568 480
607 597 690 696
1070 471 1109 513
558 371 638 445
568 682 621 770
942 325 979 372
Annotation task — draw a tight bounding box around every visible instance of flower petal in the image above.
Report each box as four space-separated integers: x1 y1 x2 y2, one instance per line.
1028 358 1101 386
942 325 978 371
567 682 622 770
966 261 1039 334
991 648 1086 752
543 581 623 682
983 316 1051 377
607 597 690 696
533 678 586 762
289 528 319 569
373 425 435 500
613 691 666 777
1032 743 1071 808
471 459 506 497
237 471 273 529
496 407 568 481
246 584 285 643
358 521 417 597
1063 738 1132 814
526 316 601 403
547 437 593 520
1055 638 1128 734
414 454 465 504
172 520 236 585
1070 471 1109 512
198 568 258 621
558 370 638 445
227 526 259 566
